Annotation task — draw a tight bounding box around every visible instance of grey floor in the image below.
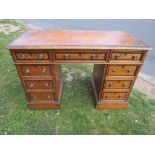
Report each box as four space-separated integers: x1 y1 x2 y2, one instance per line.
21 19 155 77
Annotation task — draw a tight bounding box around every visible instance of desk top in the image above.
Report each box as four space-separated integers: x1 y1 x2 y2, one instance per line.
8 30 151 50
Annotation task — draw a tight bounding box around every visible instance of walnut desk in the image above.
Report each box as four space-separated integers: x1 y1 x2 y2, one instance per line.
7 30 151 110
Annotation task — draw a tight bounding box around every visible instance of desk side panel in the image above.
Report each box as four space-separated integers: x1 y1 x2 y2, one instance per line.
92 64 105 98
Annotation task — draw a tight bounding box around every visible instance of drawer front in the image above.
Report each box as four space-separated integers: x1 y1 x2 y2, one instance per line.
107 65 137 76
15 51 49 61
20 65 52 76
25 80 54 89
104 80 132 89
55 52 105 61
102 92 127 100
110 52 142 61
29 92 55 100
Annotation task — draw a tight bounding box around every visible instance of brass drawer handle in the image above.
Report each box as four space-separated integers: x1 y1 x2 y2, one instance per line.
118 95 122 98
38 54 44 59
108 84 112 87
91 55 96 60
48 95 51 99
20 54 26 59
26 69 30 74
112 69 116 72
124 53 128 55
30 83 34 88
105 95 109 99
132 55 137 60
64 54 69 60
115 55 120 60
42 68 46 73
33 95 37 100
122 83 126 87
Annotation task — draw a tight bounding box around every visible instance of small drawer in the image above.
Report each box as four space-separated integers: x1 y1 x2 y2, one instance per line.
104 80 132 89
29 92 55 101
55 51 106 61
14 50 50 61
25 80 54 89
102 92 127 100
20 65 52 76
110 51 143 61
107 65 138 76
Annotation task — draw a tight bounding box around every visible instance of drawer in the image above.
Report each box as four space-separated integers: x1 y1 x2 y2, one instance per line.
55 51 106 61
107 65 138 76
110 51 143 61
14 51 49 61
104 80 132 89
20 65 52 76
29 92 55 101
25 80 54 89
102 92 127 100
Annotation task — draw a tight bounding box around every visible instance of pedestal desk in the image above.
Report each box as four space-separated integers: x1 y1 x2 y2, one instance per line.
7 30 151 110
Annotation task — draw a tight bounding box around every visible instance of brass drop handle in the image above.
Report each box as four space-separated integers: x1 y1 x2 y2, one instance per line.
42 68 46 73
132 55 137 60
48 95 51 99
30 83 34 88
115 55 120 60
64 54 69 60
20 54 25 59
38 54 44 59
91 55 96 60
45 83 48 88
26 69 30 74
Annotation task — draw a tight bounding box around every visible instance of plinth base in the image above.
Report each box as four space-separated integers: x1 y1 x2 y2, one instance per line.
27 101 61 110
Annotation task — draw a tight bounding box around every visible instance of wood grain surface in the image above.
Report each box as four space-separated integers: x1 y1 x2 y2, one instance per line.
8 30 151 50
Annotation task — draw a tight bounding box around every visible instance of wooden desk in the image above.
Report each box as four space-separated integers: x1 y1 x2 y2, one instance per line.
7 30 151 110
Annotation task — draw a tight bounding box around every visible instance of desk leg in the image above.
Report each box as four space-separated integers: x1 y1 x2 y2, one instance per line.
92 64 128 109
27 64 63 110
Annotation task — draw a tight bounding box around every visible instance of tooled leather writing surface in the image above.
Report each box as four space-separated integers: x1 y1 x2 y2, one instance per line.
8 30 150 50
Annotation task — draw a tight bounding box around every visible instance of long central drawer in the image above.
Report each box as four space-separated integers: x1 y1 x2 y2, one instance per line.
54 50 106 61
